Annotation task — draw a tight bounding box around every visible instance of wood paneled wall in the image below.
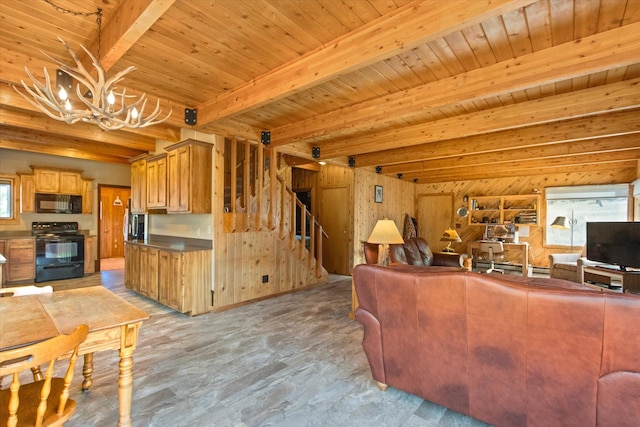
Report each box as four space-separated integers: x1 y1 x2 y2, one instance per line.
352 169 415 269
416 167 637 268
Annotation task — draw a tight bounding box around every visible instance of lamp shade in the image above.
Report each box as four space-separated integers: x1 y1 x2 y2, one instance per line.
367 219 405 244
551 216 570 230
440 229 462 242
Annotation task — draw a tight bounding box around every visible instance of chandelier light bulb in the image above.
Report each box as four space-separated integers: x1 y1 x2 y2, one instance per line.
58 86 68 101
107 90 116 105
131 107 139 120
64 99 72 111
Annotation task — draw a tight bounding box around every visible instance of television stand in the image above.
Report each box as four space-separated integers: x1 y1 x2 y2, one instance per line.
583 265 640 294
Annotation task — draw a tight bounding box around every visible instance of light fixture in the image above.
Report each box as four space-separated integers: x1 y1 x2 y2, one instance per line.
551 210 576 252
12 5 171 131
440 228 462 253
367 219 405 266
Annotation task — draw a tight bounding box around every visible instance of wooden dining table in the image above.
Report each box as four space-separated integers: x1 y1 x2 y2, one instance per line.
0 286 149 427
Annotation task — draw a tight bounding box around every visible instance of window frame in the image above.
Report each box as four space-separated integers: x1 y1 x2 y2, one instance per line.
0 174 20 225
544 184 630 249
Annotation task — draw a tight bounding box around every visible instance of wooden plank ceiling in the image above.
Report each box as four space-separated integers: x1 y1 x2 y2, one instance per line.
0 0 638 182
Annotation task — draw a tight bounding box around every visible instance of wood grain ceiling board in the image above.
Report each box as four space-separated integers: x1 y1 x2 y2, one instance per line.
0 0 638 184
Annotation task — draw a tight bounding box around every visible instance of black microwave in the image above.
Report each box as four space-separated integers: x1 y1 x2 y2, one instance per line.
35 193 83 214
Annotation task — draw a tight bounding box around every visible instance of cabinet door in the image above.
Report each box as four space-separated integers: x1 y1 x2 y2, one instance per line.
124 244 140 291
0 240 6 286
82 180 93 214
34 169 59 193
20 174 35 213
84 236 96 274
139 246 159 300
167 150 180 212
130 159 147 213
59 172 82 194
146 157 167 208
159 251 183 311
7 238 35 282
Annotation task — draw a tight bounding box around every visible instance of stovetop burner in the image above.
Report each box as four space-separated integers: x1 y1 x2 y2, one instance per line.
32 221 80 235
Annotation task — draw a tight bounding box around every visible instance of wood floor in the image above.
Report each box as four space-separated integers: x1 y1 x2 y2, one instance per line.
9 270 491 427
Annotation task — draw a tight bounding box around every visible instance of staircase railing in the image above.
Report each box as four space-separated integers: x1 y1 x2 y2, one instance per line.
223 138 327 278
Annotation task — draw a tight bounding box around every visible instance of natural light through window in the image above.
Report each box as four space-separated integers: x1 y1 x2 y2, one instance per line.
546 184 629 249
0 178 12 219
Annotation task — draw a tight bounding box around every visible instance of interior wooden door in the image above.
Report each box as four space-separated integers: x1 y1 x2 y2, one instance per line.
319 187 349 275
417 194 454 253
99 186 131 259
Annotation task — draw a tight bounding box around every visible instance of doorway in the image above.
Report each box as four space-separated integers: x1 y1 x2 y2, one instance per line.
98 185 131 271
319 187 349 275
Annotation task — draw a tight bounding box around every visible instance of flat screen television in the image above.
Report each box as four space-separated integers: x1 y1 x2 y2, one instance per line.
586 222 640 270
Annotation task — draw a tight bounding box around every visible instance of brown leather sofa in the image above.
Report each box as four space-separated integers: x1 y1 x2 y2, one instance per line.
353 264 640 427
364 237 464 268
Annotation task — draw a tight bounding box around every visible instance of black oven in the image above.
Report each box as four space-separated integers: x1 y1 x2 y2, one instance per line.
32 222 85 282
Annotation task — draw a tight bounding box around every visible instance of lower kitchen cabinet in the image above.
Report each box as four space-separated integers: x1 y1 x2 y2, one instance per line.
0 238 35 284
125 242 211 315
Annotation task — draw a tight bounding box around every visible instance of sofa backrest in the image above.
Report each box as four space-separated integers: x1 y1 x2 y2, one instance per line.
353 264 640 427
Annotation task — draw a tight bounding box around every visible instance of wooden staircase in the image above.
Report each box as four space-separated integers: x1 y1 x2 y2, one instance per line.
223 138 328 280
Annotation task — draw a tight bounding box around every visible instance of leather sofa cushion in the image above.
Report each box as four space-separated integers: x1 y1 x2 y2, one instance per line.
402 238 424 265
413 237 434 266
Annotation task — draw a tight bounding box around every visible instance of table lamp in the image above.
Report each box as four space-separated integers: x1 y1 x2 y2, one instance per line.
367 219 405 266
440 228 462 253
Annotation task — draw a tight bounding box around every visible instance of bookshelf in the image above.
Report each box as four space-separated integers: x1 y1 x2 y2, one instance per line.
469 194 540 226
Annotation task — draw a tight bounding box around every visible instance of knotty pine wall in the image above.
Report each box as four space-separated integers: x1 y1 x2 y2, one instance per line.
416 167 637 268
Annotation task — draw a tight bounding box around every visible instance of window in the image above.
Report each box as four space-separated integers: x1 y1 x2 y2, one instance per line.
545 184 629 249
0 174 19 224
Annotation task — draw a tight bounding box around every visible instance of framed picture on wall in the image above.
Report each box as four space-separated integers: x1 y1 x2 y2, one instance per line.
375 185 383 203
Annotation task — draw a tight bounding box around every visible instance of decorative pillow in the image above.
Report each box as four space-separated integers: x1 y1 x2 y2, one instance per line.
403 214 417 239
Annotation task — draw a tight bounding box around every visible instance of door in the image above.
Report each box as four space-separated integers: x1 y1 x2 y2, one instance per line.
417 194 454 253
98 185 131 262
319 187 349 275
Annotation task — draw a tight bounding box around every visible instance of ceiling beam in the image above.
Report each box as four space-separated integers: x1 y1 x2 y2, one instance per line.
403 155 638 184
196 0 537 126
270 23 640 146
0 106 156 152
317 78 640 159
89 0 176 70
382 134 640 174
356 109 640 168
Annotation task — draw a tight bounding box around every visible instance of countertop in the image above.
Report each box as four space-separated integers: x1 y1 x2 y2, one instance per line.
125 235 212 252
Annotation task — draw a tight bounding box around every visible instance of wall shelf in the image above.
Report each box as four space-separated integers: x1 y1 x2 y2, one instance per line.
469 194 540 226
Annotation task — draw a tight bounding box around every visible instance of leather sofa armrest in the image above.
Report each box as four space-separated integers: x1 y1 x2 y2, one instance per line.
432 252 464 267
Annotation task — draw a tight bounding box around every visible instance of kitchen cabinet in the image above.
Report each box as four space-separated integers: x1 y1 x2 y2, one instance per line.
125 242 212 315
84 236 96 274
19 173 35 213
166 140 212 213
124 243 140 291
130 155 148 213
146 154 167 209
0 240 5 286
1 238 35 283
33 168 82 194
468 194 540 226
82 179 93 214
139 246 159 300
158 250 183 310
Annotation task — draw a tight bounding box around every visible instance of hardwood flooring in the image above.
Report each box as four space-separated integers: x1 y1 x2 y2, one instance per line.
9 270 491 427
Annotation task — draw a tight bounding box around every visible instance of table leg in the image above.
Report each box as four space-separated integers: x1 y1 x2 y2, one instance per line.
82 353 94 391
118 323 141 427
522 244 529 276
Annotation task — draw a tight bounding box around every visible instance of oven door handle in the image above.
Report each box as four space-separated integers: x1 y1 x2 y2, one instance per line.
42 263 83 270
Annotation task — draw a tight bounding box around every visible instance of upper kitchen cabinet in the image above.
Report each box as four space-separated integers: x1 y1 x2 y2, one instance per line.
146 154 167 209
32 167 82 194
130 155 148 214
166 140 212 214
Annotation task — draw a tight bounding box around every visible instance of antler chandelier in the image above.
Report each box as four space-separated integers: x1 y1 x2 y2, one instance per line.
13 2 171 131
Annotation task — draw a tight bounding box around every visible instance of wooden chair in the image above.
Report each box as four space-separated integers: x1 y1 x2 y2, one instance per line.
0 324 89 427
